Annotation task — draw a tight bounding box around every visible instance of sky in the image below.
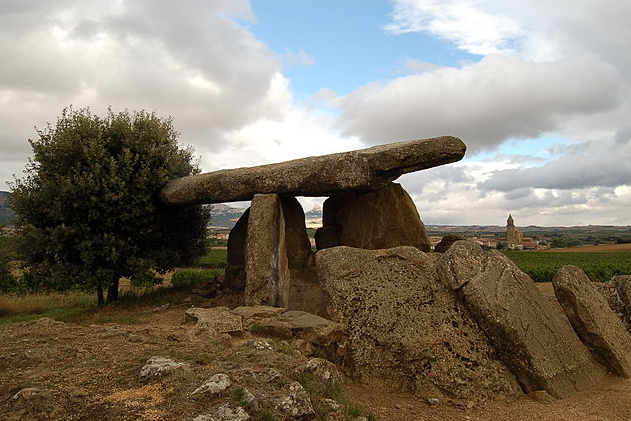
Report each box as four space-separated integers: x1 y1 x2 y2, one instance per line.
1 0 630 226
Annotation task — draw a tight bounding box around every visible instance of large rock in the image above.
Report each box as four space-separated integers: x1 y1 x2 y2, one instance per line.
434 234 467 253
553 266 631 377
244 194 289 307
316 246 520 404
438 241 605 398
600 275 631 335
279 197 323 315
315 183 430 252
160 136 466 205
224 209 249 290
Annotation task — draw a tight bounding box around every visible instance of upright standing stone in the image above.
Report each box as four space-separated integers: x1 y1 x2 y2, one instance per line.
315 183 430 252
224 209 249 290
279 197 323 315
245 194 289 307
438 241 605 398
553 265 631 377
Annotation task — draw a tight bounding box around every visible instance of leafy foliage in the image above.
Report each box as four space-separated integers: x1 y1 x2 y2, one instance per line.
503 251 631 282
10 107 209 302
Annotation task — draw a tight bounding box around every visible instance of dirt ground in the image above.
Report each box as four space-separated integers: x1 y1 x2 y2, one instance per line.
2 293 631 421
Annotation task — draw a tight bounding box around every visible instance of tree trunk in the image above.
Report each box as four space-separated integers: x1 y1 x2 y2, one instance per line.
96 284 104 306
106 278 119 303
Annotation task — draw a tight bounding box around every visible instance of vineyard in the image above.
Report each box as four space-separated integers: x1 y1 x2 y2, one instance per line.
502 250 631 283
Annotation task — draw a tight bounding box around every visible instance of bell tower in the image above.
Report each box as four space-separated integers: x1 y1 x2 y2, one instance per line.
506 214 516 245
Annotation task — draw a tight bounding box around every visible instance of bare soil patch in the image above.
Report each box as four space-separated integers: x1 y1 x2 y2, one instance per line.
2 293 631 421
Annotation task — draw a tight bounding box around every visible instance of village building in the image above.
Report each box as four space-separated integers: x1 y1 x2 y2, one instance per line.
506 214 537 249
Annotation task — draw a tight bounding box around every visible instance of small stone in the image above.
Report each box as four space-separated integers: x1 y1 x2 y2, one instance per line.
320 398 343 413
303 358 341 386
427 398 439 406
261 368 282 382
240 388 257 407
185 307 243 335
192 374 232 395
139 357 188 381
251 340 273 350
276 381 315 417
214 404 250 421
12 387 51 401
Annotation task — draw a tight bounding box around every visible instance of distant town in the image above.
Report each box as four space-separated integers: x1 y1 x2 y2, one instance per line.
205 202 631 250
2 192 630 249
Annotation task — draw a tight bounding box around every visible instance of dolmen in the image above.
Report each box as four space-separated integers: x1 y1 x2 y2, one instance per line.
160 136 631 405
161 136 465 313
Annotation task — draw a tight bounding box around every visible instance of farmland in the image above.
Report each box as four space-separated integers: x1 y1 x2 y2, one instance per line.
502 250 631 283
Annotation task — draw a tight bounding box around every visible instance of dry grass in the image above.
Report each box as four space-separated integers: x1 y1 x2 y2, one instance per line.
0 291 95 315
0 281 190 326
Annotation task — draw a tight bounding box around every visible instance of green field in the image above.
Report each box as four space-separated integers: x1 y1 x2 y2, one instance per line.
502 250 631 283
196 248 228 269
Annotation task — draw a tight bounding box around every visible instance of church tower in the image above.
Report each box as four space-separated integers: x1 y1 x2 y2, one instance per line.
506 213 522 246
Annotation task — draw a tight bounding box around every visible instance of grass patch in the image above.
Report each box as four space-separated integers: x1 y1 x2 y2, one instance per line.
503 250 631 282
170 351 216 365
0 292 96 325
0 281 194 326
196 248 228 269
171 268 223 287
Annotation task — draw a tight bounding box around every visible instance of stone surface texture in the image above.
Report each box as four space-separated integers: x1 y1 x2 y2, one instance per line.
437 241 605 398
244 194 289 307
224 209 249 291
160 136 466 205
279 197 323 316
600 275 631 335
553 265 631 377
192 374 233 395
315 183 430 252
434 234 468 253
185 307 244 335
276 381 315 418
316 245 520 405
139 357 188 381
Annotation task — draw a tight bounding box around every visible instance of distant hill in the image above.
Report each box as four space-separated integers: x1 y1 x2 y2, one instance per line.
0 191 16 225
209 203 246 230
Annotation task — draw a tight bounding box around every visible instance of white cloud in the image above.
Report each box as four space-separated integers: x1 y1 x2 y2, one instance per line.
0 0 282 185
385 0 524 55
336 54 621 151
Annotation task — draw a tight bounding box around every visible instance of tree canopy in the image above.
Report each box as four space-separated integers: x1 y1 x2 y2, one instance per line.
10 108 209 303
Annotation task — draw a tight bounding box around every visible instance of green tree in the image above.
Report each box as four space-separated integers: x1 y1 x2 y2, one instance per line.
10 108 209 304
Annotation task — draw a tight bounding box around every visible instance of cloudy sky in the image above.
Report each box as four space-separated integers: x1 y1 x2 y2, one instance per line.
1 0 630 226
